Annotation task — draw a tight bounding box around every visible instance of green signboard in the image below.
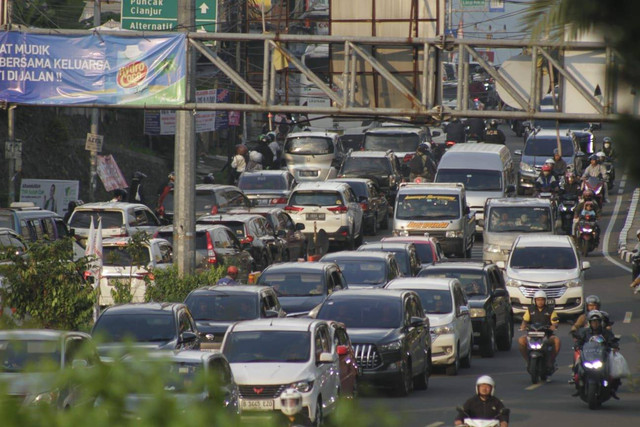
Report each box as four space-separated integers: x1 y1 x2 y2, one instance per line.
460 0 485 7
121 0 217 32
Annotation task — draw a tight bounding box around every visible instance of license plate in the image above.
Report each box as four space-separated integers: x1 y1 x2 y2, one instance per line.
306 213 325 221
256 199 270 205
240 399 274 411
299 170 318 177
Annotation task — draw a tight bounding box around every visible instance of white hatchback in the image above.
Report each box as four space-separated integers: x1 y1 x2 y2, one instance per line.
221 318 340 425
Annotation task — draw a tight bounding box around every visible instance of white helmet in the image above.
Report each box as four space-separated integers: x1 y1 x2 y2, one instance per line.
533 290 547 301
279 388 303 416
476 375 495 396
596 151 606 159
544 158 555 165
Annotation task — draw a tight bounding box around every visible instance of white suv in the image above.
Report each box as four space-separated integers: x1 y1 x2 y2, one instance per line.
221 318 340 424
498 235 589 317
285 182 364 250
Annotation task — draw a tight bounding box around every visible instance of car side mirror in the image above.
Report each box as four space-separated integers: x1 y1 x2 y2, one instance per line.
581 261 591 270
493 288 508 298
514 149 522 156
336 345 349 356
495 261 505 269
180 331 198 343
459 306 469 316
264 309 279 318
318 352 334 363
295 223 305 231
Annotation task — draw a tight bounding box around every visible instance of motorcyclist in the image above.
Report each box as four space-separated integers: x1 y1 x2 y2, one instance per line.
483 119 506 145
582 154 608 202
454 375 509 427
445 118 466 144
256 134 275 170
602 137 616 160
577 201 600 244
552 149 567 177
574 189 601 218
409 143 436 182
560 172 581 197
518 290 561 373
571 295 612 334
465 117 486 142
534 164 559 195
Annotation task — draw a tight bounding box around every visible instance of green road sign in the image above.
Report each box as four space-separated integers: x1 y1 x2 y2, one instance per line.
121 0 217 32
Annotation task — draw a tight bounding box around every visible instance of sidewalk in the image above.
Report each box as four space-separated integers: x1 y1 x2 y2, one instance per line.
617 187 640 262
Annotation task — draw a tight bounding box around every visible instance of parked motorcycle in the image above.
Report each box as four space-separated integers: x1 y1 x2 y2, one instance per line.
572 335 612 409
455 406 510 427
576 214 599 257
558 194 579 235
582 176 605 207
525 323 556 384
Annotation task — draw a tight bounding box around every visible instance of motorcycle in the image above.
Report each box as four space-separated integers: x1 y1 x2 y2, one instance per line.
455 406 510 427
582 176 606 207
576 214 599 257
525 322 557 384
558 194 579 235
573 335 612 409
603 156 615 190
631 253 640 281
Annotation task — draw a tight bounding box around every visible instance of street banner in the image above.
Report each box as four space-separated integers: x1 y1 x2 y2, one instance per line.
0 32 186 106
489 0 505 13
97 154 128 192
144 89 219 135
19 179 79 217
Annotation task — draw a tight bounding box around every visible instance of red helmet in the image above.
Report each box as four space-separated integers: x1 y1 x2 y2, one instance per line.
541 164 552 172
227 266 239 275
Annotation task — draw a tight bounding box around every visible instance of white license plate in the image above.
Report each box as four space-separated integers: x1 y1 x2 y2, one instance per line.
299 170 318 177
306 213 325 221
240 399 274 411
256 199 270 205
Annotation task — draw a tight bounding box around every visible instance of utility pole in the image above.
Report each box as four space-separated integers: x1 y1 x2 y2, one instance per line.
89 0 101 202
4 0 18 205
174 0 196 276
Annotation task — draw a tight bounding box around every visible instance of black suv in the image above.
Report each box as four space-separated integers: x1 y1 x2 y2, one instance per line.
315 289 431 396
91 303 200 359
357 242 422 277
320 251 401 289
184 285 286 350
419 262 514 357
337 150 403 203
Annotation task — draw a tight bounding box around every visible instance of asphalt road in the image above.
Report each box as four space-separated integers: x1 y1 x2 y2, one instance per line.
357 125 640 427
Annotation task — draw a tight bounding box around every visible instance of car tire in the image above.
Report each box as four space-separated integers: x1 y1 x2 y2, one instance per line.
413 352 431 390
381 210 390 230
461 342 472 368
312 397 323 426
480 321 497 358
394 360 413 397
368 215 378 236
346 230 356 250
445 348 460 376
496 315 514 351
355 226 364 247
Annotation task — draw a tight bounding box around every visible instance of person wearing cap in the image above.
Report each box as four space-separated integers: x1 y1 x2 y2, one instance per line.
454 375 509 427
216 266 240 286
552 149 567 176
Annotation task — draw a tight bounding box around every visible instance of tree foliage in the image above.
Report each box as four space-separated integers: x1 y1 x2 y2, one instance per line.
144 265 227 303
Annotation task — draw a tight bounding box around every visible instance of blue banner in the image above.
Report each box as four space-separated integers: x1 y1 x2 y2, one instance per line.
0 32 186 105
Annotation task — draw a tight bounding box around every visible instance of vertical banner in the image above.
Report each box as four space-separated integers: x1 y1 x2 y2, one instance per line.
97 155 128 192
19 179 80 216
214 88 230 131
0 32 186 106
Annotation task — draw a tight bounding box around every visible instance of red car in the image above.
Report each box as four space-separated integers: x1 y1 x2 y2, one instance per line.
381 235 446 269
329 321 360 398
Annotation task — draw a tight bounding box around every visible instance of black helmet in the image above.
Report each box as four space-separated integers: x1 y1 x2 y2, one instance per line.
587 310 603 323
133 171 147 180
113 188 128 200
489 119 498 128
585 295 601 309
203 173 215 184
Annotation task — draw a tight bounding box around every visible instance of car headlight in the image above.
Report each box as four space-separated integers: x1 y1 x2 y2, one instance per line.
431 322 455 335
379 339 403 352
566 279 582 288
485 244 502 253
446 231 463 238
469 308 486 318
32 390 58 405
290 380 314 393
520 161 534 173
506 279 522 287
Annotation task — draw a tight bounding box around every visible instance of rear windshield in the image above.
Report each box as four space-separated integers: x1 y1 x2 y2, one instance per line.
412 243 434 264
156 230 208 250
395 193 460 220
163 191 220 213
93 313 175 342
419 270 487 296
331 260 386 285
316 297 402 329
185 294 259 321
533 120 590 131
341 157 391 174
69 211 124 229
284 136 334 155
524 137 574 157
487 207 552 233
364 132 420 152
211 222 245 238
238 174 287 191
0 213 15 229
289 191 343 207
413 289 453 314
436 169 502 192
103 245 151 266
340 134 364 151
257 272 326 297
509 246 577 270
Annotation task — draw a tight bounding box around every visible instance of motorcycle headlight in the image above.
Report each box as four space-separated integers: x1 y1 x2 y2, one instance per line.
527 341 543 350
583 360 603 370
379 339 403 352
431 322 455 336
485 244 502 253
506 279 522 287
566 279 582 288
520 161 534 173
559 205 568 212
582 227 593 233
446 230 463 238
32 390 59 405
469 308 486 318
290 380 314 393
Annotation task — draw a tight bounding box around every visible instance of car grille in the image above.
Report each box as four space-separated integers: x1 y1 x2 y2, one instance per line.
519 285 567 299
353 344 382 369
239 384 287 399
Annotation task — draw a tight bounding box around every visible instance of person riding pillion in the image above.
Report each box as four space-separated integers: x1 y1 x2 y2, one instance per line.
454 375 509 427
408 143 436 182
518 290 561 373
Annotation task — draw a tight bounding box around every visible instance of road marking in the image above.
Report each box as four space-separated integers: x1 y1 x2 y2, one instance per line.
624 312 632 323
525 383 544 390
425 422 444 427
603 175 632 272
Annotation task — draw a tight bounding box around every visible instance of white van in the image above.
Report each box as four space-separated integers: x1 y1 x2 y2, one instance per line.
434 143 516 232
283 130 342 182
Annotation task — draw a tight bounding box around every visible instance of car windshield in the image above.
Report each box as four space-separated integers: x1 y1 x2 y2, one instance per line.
185 294 259 321
419 271 487 296
436 169 502 192
224 331 310 363
340 158 391 174
102 245 151 267
395 194 460 220
289 191 343 207
157 231 209 250
487 207 552 232
524 138 574 157
413 289 453 314
317 298 402 329
284 136 334 155
238 174 287 191
69 211 124 229
509 246 577 269
0 339 60 372
332 260 386 285
364 132 420 152
257 273 325 297
93 314 175 342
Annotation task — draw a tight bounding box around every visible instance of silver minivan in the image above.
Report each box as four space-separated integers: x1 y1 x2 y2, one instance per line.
434 143 516 232
283 130 342 182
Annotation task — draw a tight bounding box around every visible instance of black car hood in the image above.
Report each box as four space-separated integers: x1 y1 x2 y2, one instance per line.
279 296 325 315
343 327 402 345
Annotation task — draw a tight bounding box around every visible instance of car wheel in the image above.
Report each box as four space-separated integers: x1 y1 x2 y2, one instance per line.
355 225 364 247
480 321 497 358
496 315 514 351
381 210 390 230
517 185 525 196
465 244 473 259
394 360 413 396
312 397 323 426
445 346 460 376
368 214 378 236
346 230 356 250
461 341 472 368
413 352 430 390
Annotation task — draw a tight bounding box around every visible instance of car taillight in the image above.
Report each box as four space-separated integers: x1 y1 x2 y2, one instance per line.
241 235 254 244
360 202 368 211
248 272 260 284
328 206 348 213
136 272 155 281
210 205 219 214
446 141 456 147
205 232 218 264
285 205 304 212
271 197 287 205
152 230 159 238
403 153 414 163
83 271 93 281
